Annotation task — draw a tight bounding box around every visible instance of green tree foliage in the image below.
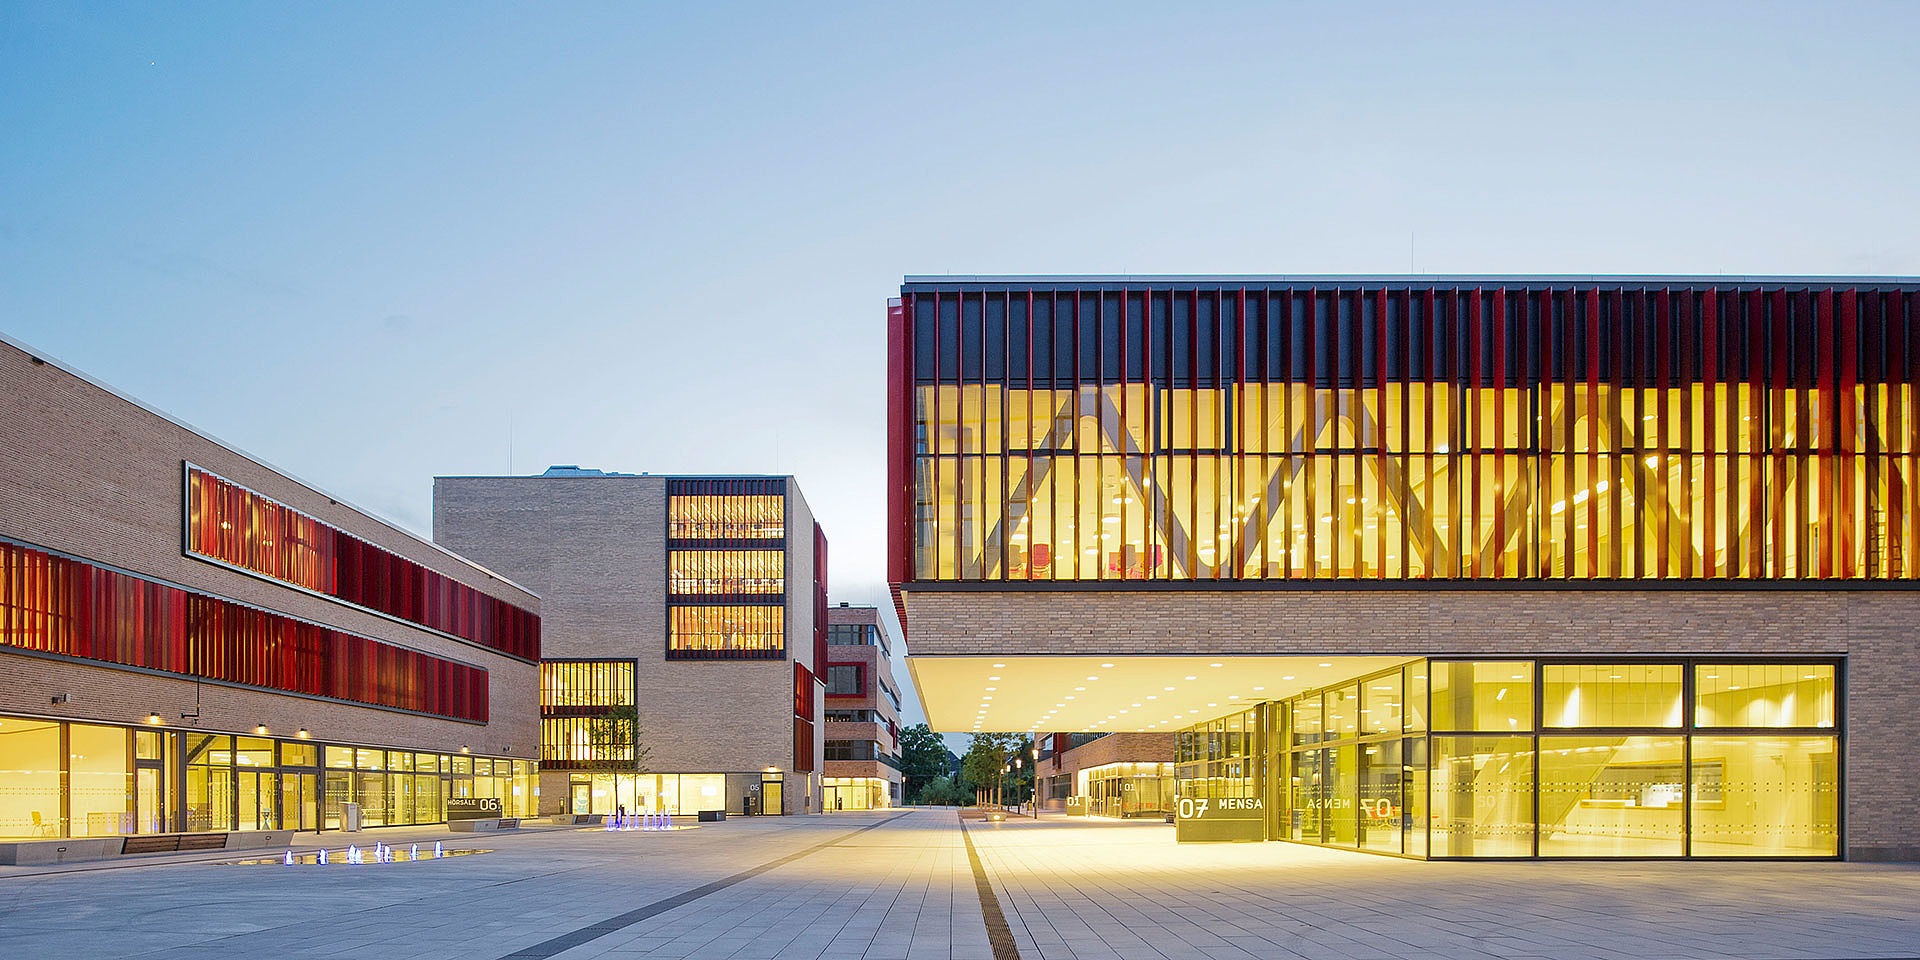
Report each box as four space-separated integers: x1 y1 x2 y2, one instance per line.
898 723 950 802
958 732 1032 805
915 775 963 806
588 705 652 773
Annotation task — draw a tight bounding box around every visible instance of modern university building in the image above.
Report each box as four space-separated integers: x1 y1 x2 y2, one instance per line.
887 275 1920 861
0 336 540 858
433 467 831 817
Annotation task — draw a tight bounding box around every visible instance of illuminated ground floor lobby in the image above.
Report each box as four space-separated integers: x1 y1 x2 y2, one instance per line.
915 654 1844 859
554 771 811 816
0 713 536 840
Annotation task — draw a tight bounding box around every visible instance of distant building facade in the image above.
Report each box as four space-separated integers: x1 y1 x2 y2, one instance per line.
433 467 827 816
822 603 904 809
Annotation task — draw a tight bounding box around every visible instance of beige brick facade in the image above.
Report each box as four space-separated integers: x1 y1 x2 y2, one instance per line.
903 585 1920 861
0 337 539 760
433 473 825 815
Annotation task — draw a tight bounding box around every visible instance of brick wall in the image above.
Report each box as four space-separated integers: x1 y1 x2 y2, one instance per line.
434 474 824 812
0 339 538 758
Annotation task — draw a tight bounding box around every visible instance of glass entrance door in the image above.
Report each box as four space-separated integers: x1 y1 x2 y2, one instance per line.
761 778 783 815
571 782 590 815
135 767 164 834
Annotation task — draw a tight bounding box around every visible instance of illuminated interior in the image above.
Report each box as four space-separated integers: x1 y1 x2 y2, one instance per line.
540 660 637 765
823 776 890 811
0 716 534 839
666 479 789 659
1174 659 1838 858
904 285 1920 581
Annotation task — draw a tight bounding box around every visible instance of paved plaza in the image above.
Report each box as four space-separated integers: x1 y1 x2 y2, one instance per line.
0 809 1915 960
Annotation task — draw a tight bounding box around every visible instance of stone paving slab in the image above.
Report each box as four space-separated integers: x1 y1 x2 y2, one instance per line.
2 809 1917 959
964 815 1920 960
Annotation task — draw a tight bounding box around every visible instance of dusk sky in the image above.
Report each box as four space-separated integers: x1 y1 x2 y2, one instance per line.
4 1 1916 733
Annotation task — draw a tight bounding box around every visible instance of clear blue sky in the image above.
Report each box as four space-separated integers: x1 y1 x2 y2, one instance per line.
4 1 1916 736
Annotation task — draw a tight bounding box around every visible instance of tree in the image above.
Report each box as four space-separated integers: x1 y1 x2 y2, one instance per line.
588 705 653 772
958 732 1031 807
916 775 962 806
899 723 949 802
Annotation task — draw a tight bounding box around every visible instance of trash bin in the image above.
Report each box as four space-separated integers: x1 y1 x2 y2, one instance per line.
343 802 362 832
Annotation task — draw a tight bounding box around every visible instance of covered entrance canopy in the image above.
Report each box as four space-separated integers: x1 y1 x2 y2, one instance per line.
908 655 1411 734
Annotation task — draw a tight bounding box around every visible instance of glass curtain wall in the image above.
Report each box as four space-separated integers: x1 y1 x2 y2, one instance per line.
1257 659 1840 858
567 773 730 815
907 284 1920 583
823 777 889 811
1275 662 1429 855
666 479 788 659
0 718 530 839
1075 762 1174 818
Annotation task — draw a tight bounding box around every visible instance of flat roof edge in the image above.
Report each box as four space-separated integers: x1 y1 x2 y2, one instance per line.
1 331 540 601
903 273 1920 286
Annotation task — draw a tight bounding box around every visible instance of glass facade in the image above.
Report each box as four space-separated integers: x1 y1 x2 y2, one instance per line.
323 747 534 828
1072 762 1174 818
666 478 788 659
186 467 539 659
540 660 636 767
898 282 1920 583
1219 657 1841 858
823 776 890 811
0 539 489 722
0 715 532 839
566 773 728 816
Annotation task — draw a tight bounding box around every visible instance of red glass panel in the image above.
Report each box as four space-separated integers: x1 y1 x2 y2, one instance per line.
0 539 487 722
185 467 537 660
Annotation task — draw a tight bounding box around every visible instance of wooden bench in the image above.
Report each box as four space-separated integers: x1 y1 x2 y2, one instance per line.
121 833 228 855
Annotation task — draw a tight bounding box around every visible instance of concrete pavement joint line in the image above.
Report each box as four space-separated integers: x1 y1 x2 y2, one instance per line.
958 814 1022 960
493 812 912 960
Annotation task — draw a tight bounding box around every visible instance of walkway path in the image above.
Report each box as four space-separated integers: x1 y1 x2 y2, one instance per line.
1 809 1916 959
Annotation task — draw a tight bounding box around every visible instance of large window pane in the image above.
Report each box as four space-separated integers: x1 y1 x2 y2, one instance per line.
1542 664 1684 728
68 724 131 837
0 719 63 838
1431 662 1533 732
1431 736 1534 857
1326 743 1359 846
1695 665 1835 728
1363 671 1402 736
1357 740 1403 854
1404 663 1428 733
1538 736 1685 856
1690 736 1839 856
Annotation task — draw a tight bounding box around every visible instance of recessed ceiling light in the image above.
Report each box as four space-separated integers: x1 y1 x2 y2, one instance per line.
1185 675 1197 680
993 663 1006 668
982 696 993 700
1087 675 1099 680
1100 663 1115 668
1074 686 1086 691
985 687 997 691
1065 695 1075 700
1253 686 1265 691
1164 687 1176 691
1146 695 1157 700
1281 675 1296 681
1209 663 1223 668
989 676 1002 680
1319 662 1333 667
